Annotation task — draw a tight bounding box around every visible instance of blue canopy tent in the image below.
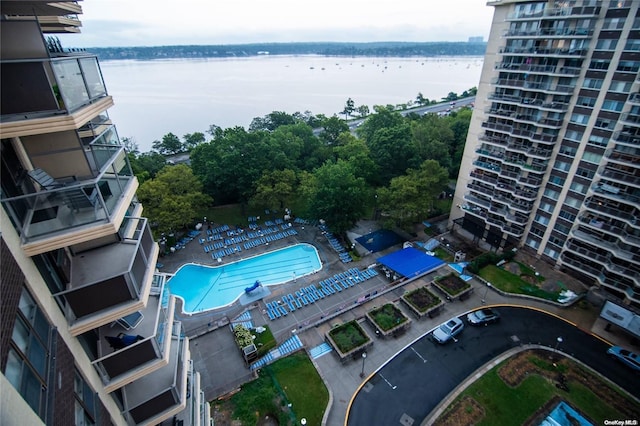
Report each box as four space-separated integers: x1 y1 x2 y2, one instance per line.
377 247 445 278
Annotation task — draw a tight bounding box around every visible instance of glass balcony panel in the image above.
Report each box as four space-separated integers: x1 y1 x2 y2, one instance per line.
124 325 186 424
92 288 172 386
89 126 121 171
79 57 107 99
52 59 89 111
53 218 155 321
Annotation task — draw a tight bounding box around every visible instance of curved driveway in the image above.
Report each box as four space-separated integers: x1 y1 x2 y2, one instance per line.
346 306 639 426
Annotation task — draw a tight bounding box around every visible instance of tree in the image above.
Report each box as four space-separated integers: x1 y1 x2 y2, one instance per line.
333 134 378 184
250 169 297 211
137 164 212 234
319 115 349 145
416 92 428 106
442 92 459 102
121 137 139 155
130 151 167 183
411 114 455 172
183 132 206 150
207 124 223 139
377 160 449 229
301 160 368 235
249 111 297 132
357 104 370 117
342 97 355 120
152 132 183 155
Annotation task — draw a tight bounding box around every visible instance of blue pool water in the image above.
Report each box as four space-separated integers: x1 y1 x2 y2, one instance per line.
539 401 593 426
168 243 322 313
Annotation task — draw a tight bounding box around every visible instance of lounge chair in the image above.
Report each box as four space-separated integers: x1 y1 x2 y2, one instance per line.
105 333 143 351
115 311 144 330
27 168 76 190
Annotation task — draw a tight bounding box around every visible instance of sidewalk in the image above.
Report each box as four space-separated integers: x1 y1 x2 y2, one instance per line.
302 275 629 426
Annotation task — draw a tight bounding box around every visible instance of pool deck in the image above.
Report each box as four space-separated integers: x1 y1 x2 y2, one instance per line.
158 221 638 425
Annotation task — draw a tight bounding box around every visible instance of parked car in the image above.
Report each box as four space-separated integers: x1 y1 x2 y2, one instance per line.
607 346 640 372
466 308 501 326
432 317 464 344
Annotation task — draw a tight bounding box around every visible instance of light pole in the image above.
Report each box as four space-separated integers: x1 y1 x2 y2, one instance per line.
481 282 492 304
359 352 367 378
554 336 563 354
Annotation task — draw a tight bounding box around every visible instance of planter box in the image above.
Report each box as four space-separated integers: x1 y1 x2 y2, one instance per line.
326 320 373 363
366 303 411 338
401 286 445 319
433 273 474 301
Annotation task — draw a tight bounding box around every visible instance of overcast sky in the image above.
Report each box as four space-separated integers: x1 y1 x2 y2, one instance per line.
60 0 495 47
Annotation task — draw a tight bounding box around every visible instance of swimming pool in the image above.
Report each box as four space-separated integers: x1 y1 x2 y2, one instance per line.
168 243 322 313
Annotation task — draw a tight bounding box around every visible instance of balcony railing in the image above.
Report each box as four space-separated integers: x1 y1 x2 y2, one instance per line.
619 112 640 127
503 27 593 38
53 217 157 329
599 168 640 187
1 55 107 120
0 148 135 250
92 288 175 392
123 326 189 425
612 131 640 146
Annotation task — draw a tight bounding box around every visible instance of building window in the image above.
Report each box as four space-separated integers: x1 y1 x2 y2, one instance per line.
594 118 614 130
559 145 578 156
582 78 603 89
587 134 609 147
595 38 619 50
581 151 603 164
601 100 625 112
550 175 566 186
617 61 640 73
588 59 610 70
554 222 571 235
576 96 597 107
526 238 540 249
75 371 97 426
559 210 577 222
534 214 550 225
543 246 560 259
570 113 590 125
564 196 582 208
553 160 572 172
602 17 625 30
609 80 632 93
544 188 560 200
575 167 595 179
624 39 640 52
564 130 583 143
570 181 588 194
4 289 51 420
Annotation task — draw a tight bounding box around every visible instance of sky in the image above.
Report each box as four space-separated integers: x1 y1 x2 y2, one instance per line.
59 0 495 47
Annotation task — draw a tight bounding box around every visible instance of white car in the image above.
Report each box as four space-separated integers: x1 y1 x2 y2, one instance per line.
432 317 464 344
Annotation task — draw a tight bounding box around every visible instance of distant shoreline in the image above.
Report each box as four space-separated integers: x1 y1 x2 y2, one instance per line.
82 41 487 61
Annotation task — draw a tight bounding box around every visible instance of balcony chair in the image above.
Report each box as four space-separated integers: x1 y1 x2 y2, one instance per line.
27 168 76 190
113 311 144 330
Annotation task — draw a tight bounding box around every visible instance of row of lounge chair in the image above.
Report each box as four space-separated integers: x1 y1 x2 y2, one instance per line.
244 229 298 250
172 230 201 250
265 267 379 320
210 245 242 260
324 231 353 263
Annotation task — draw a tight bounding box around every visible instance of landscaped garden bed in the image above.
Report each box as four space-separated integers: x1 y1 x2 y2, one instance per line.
366 303 411 338
401 286 444 319
478 263 565 302
326 320 373 362
434 349 640 425
433 273 473 301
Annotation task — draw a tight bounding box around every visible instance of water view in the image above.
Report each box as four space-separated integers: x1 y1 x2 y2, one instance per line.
99 55 484 151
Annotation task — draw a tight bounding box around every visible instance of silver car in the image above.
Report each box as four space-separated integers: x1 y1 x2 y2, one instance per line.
432 317 464 344
466 308 500 326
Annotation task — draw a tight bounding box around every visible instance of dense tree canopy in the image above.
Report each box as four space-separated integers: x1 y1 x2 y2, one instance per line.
301 160 368 235
137 164 212 234
128 98 473 236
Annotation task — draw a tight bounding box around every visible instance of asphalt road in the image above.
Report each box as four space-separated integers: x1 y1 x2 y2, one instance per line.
347 306 639 426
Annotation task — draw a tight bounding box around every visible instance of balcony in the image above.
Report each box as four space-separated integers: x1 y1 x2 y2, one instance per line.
629 93 640 105
0 55 113 138
92 285 175 393
498 46 588 59
0 148 137 256
612 130 640 147
570 229 637 263
579 216 640 248
619 112 640 127
122 328 190 426
605 147 640 170
162 363 208 426
599 168 640 188
53 217 158 335
584 199 637 224
593 184 640 207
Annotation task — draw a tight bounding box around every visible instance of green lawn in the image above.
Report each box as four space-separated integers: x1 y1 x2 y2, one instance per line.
228 352 328 425
478 265 558 301
452 360 633 425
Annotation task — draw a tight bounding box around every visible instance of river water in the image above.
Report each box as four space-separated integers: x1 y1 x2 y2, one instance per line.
99 55 484 151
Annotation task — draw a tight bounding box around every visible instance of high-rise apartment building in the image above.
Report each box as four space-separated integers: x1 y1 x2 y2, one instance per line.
1 2 209 425
450 0 640 310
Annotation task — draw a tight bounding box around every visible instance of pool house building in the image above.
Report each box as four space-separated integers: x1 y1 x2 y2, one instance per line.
0 2 209 425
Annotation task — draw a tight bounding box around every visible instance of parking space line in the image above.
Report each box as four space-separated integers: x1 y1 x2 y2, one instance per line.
411 347 427 363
